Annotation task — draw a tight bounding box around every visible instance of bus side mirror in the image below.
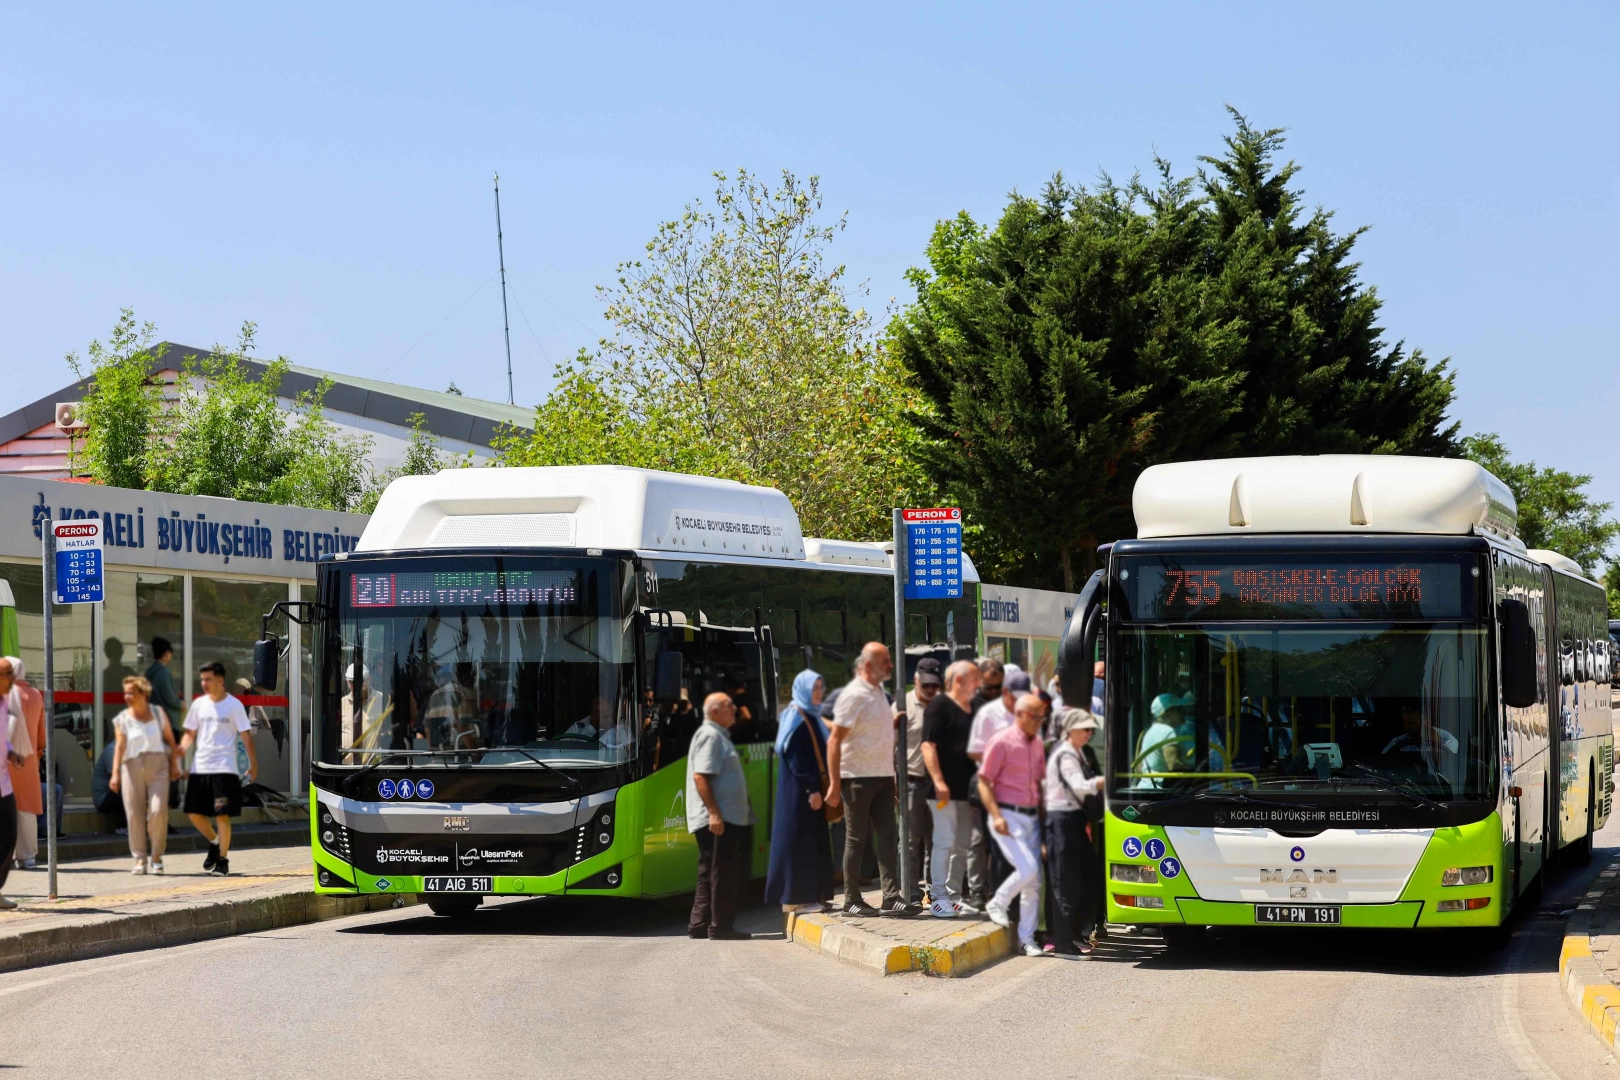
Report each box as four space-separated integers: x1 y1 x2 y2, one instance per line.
653 651 684 705
1499 598 1537 709
1057 569 1106 711
254 636 280 693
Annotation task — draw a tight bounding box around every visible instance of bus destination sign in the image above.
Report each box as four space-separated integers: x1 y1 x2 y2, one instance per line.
349 570 581 609
1122 554 1477 622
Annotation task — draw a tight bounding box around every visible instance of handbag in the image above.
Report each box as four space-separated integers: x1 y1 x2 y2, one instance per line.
804 713 844 825
1061 744 1105 823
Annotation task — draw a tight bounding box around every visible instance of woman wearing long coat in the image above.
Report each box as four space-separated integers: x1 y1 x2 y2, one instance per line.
764 669 835 912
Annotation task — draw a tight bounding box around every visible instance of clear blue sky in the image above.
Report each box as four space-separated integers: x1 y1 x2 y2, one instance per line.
3 3 1616 514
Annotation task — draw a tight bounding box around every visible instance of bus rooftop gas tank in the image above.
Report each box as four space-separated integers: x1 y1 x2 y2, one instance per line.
357 465 807 559
1133 455 1519 542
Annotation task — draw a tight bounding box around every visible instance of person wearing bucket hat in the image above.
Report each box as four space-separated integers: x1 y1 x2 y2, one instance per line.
1044 707 1104 956
1133 692 1192 789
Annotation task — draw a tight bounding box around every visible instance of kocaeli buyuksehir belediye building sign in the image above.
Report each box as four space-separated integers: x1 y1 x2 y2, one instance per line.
0 475 369 801
14 478 363 568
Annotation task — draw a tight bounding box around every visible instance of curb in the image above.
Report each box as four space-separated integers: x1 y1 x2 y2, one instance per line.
50 825 310 863
784 910 1012 976
1560 857 1620 1048
0 888 417 975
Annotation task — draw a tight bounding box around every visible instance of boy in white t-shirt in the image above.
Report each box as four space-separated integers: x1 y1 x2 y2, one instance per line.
178 661 257 876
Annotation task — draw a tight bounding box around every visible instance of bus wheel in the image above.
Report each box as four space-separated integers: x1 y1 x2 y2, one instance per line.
1159 925 1207 950
1456 924 1511 952
1574 767 1600 867
427 896 483 917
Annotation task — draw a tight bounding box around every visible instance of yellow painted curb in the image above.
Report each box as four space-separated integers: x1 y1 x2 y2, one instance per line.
1560 858 1620 1052
784 909 1013 977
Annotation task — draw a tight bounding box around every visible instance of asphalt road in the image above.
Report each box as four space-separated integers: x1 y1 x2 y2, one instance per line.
3 817 1618 1080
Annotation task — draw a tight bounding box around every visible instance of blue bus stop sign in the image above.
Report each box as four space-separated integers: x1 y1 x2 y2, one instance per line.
902 508 962 600
52 520 104 605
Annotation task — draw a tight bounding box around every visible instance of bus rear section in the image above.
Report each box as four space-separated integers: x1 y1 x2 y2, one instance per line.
1057 455 1613 935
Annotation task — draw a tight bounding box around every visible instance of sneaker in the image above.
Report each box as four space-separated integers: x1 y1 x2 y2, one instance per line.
210 857 230 877
929 897 959 919
878 900 921 918
1020 941 1044 957
203 843 220 872
986 901 1011 930
687 927 708 939
0 895 15 910
793 902 825 914
131 857 148 875
21 858 35 870
1042 942 1057 954
150 858 165 874
842 900 881 917
957 900 984 916
708 927 750 941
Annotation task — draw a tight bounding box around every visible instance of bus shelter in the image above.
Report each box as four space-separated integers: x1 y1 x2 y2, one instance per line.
0 475 366 828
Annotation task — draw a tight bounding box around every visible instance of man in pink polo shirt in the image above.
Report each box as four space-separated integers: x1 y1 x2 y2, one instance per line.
976 692 1049 956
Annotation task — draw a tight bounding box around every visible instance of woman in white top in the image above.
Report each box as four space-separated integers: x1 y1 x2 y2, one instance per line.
109 675 181 874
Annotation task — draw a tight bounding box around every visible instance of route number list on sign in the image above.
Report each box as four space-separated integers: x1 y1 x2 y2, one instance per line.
902 508 962 600
52 519 104 605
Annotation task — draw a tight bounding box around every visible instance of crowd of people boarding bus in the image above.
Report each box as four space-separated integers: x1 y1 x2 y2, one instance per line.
686 642 1108 957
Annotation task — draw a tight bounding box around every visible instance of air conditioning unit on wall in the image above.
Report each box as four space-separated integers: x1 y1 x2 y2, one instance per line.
55 402 87 431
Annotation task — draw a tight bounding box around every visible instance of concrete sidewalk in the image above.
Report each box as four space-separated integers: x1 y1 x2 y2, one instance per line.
1560 854 1620 1048
0 844 407 973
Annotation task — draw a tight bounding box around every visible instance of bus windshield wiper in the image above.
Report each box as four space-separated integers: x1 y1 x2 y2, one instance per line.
1337 763 1447 812
484 745 582 791
1149 790 1316 812
341 749 428 795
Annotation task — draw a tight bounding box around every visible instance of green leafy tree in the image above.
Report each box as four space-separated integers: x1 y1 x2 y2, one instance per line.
66 315 377 512
64 309 166 487
1461 433 1620 572
893 113 1460 590
498 170 923 540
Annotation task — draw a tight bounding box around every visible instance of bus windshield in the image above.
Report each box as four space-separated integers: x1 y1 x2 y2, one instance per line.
1110 623 1491 802
315 555 636 768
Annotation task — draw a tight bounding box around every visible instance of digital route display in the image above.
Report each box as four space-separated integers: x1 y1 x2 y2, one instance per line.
1119 554 1478 622
348 570 581 609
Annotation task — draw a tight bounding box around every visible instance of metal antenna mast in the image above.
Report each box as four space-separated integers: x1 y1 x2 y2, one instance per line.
494 173 515 405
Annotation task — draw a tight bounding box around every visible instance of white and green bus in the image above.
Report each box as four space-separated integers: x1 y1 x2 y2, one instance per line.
256 466 978 915
1058 455 1612 938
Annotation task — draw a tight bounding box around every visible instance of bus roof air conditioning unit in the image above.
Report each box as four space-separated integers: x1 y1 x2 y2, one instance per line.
1133 455 1519 543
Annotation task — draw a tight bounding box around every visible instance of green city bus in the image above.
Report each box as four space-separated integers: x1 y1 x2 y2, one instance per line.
1058 455 1613 940
257 466 977 915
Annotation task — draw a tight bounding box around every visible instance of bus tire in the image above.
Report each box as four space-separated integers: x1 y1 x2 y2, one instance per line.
1160 925 1207 950
1569 770 1596 867
426 896 483 917
1456 924 1511 951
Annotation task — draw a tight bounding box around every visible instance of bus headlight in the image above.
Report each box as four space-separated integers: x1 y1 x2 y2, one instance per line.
1436 897 1491 912
1441 866 1492 886
1112 863 1159 883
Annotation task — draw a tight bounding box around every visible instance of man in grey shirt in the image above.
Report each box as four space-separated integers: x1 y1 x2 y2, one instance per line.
686 692 754 940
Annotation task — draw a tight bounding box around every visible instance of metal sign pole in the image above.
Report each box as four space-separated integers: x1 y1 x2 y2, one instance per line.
41 526 58 900
891 508 910 906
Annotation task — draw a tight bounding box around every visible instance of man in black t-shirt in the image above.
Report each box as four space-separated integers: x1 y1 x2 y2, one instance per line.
921 659 983 918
